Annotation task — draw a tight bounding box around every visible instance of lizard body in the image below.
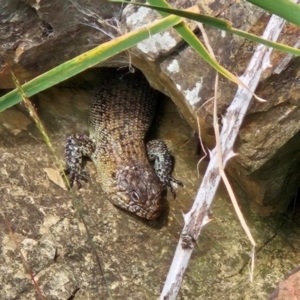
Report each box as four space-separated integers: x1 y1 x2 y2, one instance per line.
65 68 182 219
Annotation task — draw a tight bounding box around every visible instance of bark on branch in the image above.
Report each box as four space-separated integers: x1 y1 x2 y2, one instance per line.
160 13 287 300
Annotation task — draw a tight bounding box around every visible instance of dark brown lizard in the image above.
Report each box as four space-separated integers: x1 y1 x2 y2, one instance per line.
65 68 182 219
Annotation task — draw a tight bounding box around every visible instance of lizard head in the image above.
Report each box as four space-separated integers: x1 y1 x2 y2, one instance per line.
108 164 163 219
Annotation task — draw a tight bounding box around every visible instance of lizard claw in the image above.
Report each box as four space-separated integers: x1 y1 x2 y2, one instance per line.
63 169 89 189
71 170 89 189
64 133 94 189
166 176 184 199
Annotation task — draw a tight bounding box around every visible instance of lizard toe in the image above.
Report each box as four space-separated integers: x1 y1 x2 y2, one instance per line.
67 169 89 189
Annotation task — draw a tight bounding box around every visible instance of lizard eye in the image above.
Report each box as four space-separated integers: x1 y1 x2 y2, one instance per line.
131 191 140 202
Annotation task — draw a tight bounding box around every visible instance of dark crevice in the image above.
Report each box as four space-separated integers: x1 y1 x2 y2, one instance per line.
20 1 54 38
66 287 80 300
288 186 300 221
40 20 54 39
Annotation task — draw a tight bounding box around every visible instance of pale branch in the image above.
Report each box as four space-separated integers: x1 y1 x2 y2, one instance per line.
160 13 287 300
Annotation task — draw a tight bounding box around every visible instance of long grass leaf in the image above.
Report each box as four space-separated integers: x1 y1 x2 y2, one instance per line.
112 1 242 85
113 1 300 57
246 0 300 27
0 14 182 112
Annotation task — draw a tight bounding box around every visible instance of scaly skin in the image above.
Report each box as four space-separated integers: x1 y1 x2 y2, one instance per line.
65 68 182 219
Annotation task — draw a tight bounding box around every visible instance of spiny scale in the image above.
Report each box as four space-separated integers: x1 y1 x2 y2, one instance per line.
89 68 160 182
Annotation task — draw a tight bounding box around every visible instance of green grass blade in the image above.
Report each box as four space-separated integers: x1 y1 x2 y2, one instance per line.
231 28 300 55
246 0 300 27
111 0 232 29
0 14 182 112
172 22 241 84
117 1 300 57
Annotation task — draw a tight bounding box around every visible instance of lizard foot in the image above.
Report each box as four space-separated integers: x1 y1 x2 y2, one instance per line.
64 169 89 189
64 134 95 189
166 176 184 199
147 140 183 198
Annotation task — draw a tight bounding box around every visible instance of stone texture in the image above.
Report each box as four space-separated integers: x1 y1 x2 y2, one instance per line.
228 59 300 214
1 4 300 292
0 0 126 88
270 265 300 300
2 0 300 213
121 0 300 214
1 69 300 299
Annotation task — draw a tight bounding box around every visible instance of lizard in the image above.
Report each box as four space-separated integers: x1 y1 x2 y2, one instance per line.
65 67 183 219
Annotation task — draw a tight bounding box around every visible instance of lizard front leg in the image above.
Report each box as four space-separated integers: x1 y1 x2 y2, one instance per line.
65 133 95 188
146 140 183 198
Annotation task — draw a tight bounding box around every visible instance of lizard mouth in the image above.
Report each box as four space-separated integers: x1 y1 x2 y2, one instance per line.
110 193 162 219
128 201 161 219
147 208 161 219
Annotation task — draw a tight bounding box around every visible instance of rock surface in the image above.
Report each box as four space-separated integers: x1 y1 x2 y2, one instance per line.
270 265 300 300
3 2 300 300
0 0 125 88
1 69 300 299
1 0 300 214
122 1 300 215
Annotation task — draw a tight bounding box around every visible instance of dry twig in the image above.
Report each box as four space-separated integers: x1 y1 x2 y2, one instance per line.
160 13 287 299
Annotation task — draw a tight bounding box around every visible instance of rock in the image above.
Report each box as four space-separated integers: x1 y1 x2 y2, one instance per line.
122 1 300 214
1 1 300 216
1 68 300 299
228 59 300 214
270 265 300 300
0 0 126 88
